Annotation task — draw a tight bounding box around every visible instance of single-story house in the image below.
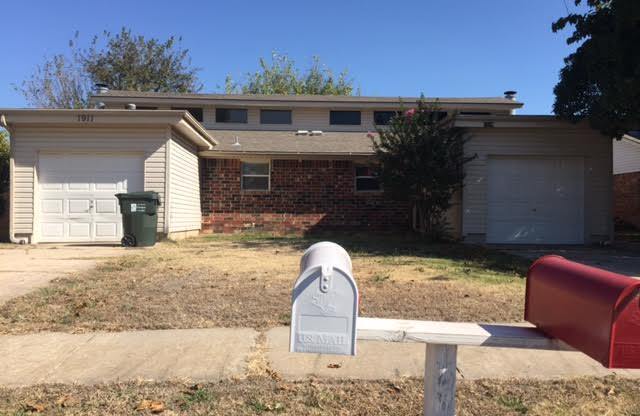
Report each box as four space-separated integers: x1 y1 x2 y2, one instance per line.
613 133 640 229
1 89 613 245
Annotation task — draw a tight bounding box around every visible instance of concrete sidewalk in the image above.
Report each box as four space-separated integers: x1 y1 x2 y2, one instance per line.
0 328 257 386
2 327 639 387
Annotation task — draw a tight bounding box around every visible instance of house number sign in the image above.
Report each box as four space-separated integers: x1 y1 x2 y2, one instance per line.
76 114 95 122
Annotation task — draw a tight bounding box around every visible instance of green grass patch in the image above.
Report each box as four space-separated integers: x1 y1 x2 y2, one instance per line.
203 231 529 285
246 397 285 413
179 386 216 410
498 395 529 414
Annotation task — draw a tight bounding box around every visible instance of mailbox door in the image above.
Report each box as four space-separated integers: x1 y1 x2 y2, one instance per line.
526 255 640 368
290 265 358 355
610 287 640 368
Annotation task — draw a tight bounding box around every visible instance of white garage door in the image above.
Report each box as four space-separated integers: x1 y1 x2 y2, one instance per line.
38 154 144 243
487 157 585 244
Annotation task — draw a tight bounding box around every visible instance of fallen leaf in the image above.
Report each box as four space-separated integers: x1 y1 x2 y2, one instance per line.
23 402 46 412
388 383 402 392
136 399 165 413
327 363 342 369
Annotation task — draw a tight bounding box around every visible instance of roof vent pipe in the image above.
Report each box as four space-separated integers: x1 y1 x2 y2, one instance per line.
94 83 109 94
125 103 137 110
504 90 517 100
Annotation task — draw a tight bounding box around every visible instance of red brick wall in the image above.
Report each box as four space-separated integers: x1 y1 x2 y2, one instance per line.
614 172 640 229
201 158 409 234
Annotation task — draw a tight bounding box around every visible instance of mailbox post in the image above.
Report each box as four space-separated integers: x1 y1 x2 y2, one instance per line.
290 242 358 355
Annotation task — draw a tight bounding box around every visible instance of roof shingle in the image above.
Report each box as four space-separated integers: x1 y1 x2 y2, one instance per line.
205 130 376 155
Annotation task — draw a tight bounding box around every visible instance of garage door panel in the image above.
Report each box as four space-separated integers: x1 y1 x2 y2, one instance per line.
487 157 584 244
38 154 144 243
95 181 118 191
41 199 63 214
95 223 118 239
95 199 118 214
41 182 63 191
68 199 91 214
69 223 91 238
68 181 91 191
41 223 64 239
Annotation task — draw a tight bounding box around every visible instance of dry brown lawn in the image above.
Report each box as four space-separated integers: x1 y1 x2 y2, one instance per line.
1 376 638 415
0 234 528 334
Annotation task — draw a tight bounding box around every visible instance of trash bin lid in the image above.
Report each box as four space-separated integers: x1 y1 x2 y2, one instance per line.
115 191 160 201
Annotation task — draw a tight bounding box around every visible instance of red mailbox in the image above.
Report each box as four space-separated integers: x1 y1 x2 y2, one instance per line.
525 255 640 368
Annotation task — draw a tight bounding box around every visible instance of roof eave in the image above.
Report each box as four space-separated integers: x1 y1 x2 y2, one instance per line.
0 108 217 150
90 93 524 110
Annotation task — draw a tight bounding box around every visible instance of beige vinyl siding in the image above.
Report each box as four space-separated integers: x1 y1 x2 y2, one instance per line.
167 133 202 232
462 128 612 243
203 107 377 132
11 126 167 236
613 136 640 174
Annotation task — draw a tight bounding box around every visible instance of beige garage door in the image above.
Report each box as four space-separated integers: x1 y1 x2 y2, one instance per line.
38 154 144 242
487 157 585 244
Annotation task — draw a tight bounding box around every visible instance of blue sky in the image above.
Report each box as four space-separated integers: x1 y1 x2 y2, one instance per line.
1 0 587 114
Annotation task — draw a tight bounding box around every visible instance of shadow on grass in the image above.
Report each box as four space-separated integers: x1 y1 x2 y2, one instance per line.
200 231 531 279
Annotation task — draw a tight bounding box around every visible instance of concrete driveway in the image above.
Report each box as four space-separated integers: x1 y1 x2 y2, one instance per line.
503 246 640 276
0 245 127 304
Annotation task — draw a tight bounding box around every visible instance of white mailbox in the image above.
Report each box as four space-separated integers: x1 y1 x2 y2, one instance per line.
290 242 359 355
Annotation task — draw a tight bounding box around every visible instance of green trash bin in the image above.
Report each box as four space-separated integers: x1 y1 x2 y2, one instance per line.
115 192 161 247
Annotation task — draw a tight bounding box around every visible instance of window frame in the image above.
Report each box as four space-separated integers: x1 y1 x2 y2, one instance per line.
329 110 361 126
354 164 382 193
260 109 292 125
241 160 271 192
373 110 400 126
216 108 248 124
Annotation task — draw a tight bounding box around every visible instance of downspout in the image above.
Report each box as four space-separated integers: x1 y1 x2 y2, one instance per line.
164 128 172 236
1 116 26 244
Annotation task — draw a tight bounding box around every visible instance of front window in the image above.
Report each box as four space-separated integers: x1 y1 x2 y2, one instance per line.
373 111 399 125
330 110 361 125
216 108 248 123
241 161 270 191
355 165 381 191
260 109 292 124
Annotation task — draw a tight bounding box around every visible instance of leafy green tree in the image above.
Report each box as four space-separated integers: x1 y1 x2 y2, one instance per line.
83 28 201 93
18 28 201 108
226 52 354 95
553 0 640 138
372 99 475 240
0 129 9 216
